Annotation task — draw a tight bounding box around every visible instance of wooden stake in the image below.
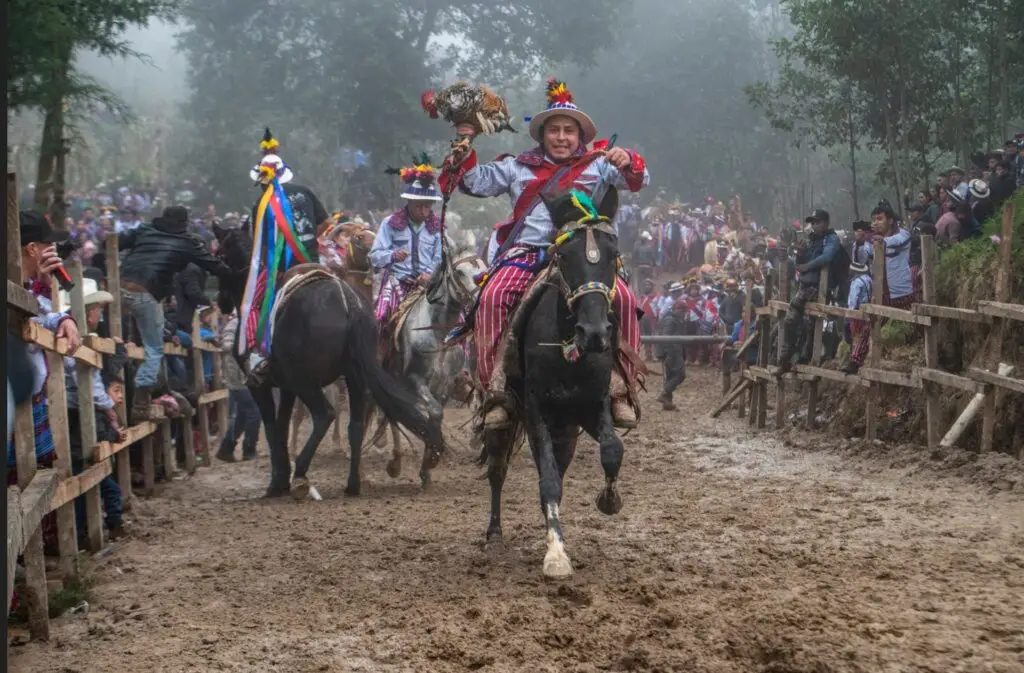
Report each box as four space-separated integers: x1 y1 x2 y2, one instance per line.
920 235 942 449
865 239 885 441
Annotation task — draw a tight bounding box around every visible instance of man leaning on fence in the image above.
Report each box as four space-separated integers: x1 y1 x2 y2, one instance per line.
777 209 842 375
118 205 239 424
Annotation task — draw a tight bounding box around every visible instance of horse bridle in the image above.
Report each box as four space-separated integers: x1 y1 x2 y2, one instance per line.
433 251 482 307
548 216 619 311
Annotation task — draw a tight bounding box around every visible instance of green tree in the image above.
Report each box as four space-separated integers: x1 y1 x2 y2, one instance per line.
174 0 625 210
6 0 175 223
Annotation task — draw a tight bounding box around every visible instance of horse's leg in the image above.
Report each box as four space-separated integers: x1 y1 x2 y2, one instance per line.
524 393 572 580
582 401 625 516
484 428 514 547
409 374 444 490
251 384 289 497
332 380 345 452
385 423 402 479
290 401 306 458
289 385 334 501
343 377 367 496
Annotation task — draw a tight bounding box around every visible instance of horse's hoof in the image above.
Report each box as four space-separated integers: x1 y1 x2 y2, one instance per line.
290 477 311 501
596 487 623 516
419 473 432 492
484 530 503 552
543 548 574 580
344 484 360 497
385 458 402 479
264 484 289 499
427 450 442 470
374 435 388 449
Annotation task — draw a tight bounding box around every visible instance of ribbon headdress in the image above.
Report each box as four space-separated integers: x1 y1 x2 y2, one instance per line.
238 127 313 355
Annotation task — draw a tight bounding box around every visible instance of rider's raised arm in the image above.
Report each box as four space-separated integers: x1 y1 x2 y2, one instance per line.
604 151 651 193
368 216 397 269
445 151 517 198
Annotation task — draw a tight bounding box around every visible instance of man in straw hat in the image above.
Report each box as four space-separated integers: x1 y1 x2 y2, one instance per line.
369 155 444 335
445 78 650 429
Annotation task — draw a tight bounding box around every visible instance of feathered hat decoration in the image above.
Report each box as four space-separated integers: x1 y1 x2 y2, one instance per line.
385 152 442 201
249 127 293 185
259 127 280 155
528 77 596 145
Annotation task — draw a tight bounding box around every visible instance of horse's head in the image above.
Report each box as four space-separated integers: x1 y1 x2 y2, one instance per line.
542 187 620 354
347 228 376 270
213 221 253 314
427 237 485 309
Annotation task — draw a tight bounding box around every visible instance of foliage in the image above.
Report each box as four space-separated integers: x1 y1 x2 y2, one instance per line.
7 0 176 113
879 320 914 347
748 0 1024 207
174 0 623 210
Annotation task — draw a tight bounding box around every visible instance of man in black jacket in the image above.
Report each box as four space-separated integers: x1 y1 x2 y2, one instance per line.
173 263 209 333
119 205 237 422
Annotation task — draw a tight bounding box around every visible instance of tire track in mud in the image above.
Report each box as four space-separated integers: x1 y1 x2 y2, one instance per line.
10 369 1024 673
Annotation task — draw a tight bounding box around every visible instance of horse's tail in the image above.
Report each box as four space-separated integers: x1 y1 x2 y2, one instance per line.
346 308 444 451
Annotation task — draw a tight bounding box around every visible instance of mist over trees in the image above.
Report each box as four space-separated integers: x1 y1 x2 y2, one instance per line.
7 0 1023 229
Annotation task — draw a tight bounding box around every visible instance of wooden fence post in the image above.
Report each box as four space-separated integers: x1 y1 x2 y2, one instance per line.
212 312 230 449
192 312 212 465
754 272 774 429
44 349 79 583
104 232 133 506
981 201 1014 452
775 258 789 428
805 268 828 429
738 279 753 419
865 239 886 441
69 260 104 552
920 235 942 448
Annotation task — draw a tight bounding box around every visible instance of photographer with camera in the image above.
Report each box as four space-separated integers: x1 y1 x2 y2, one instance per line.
777 209 845 375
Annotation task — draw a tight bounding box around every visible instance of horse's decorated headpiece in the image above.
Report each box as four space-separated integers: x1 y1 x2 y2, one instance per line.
249 127 293 185
385 152 442 202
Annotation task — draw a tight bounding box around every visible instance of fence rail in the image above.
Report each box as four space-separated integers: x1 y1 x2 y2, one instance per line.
715 201 1022 457
6 172 231 642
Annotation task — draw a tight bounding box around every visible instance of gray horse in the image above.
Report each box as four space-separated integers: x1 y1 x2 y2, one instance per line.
371 242 486 485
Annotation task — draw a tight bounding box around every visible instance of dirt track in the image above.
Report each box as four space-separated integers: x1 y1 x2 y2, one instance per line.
10 369 1024 673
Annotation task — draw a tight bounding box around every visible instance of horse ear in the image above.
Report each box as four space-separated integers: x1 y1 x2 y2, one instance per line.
597 186 619 222
212 221 229 242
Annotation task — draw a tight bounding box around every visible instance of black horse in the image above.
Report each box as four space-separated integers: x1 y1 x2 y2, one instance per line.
214 224 444 498
481 188 626 580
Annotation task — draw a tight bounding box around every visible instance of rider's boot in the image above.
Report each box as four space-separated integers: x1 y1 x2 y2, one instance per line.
246 357 270 388
483 393 511 431
610 369 638 429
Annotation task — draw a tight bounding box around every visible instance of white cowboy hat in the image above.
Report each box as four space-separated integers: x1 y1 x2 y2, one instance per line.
640 231 653 241
250 154 294 185
58 278 114 314
527 79 597 145
968 179 990 200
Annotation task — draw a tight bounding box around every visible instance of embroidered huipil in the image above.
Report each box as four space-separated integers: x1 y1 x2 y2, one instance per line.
369 210 443 281
456 148 650 251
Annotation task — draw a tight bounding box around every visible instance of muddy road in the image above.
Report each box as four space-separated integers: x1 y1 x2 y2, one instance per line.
10 369 1024 672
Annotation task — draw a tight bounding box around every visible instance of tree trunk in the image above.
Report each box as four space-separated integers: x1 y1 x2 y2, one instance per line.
846 91 859 220
33 44 72 220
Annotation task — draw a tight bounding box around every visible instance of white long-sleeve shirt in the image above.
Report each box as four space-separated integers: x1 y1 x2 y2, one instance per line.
459 148 650 250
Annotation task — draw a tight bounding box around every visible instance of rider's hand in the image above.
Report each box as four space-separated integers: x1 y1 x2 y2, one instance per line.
392 250 410 263
417 273 431 287
605 148 633 171
455 123 477 138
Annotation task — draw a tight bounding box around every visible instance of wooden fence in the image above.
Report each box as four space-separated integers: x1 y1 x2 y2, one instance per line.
715 201 1022 458
6 172 231 642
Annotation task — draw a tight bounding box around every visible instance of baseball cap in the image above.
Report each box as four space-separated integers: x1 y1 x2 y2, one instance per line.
19 210 65 245
805 209 830 223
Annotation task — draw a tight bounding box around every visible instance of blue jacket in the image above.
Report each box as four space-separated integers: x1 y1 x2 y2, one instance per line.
797 230 840 288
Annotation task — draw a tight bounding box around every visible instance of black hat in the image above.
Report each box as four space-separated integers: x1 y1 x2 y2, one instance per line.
19 210 64 245
907 202 925 213
163 205 189 224
83 266 105 284
852 219 872 231
805 208 830 223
